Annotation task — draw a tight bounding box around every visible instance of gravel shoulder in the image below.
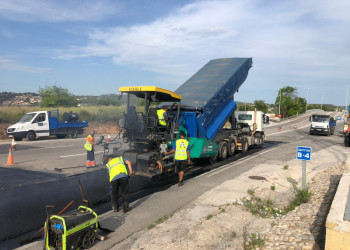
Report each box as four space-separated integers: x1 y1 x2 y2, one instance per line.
111 145 348 250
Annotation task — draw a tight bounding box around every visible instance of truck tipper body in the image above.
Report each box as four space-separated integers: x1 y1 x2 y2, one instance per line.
7 109 88 141
113 58 268 176
309 114 335 136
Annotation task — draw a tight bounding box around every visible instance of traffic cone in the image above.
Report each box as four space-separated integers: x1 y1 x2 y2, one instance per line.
294 125 297 130
107 133 111 142
11 138 16 150
278 126 281 132
6 148 14 166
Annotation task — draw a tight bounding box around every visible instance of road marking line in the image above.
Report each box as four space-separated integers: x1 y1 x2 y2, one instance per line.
60 150 104 158
25 145 75 150
268 124 310 136
202 139 306 178
203 147 278 178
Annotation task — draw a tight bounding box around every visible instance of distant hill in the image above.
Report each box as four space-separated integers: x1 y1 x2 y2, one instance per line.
0 92 128 107
0 92 41 106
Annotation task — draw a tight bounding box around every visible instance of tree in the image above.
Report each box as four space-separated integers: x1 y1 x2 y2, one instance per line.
237 103 255 111
39 85 78 107
254 100 269 113
275 86 306 118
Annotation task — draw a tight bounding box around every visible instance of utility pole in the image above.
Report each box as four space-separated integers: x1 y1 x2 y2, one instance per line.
278 88 282 116
321 95 324 110
346 86 348 111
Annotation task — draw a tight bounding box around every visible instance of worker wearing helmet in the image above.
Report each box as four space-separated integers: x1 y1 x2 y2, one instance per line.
157 105 168 127
165 132 191 186
106 156 135 213
84 130 96 168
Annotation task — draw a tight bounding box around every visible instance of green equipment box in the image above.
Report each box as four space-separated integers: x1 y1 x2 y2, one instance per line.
45 206 98 250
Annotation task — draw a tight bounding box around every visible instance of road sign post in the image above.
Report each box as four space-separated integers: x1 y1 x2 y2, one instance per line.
302 160 306 190
296 146 312 190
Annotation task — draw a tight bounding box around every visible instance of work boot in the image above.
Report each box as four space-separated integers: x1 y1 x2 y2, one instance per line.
178 181 184 186
112 205 120 212
123 207 132 213
123 203 131 213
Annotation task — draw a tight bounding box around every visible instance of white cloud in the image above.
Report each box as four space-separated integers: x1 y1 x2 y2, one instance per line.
0 57 51 73
0 0 119 22
57 0 350 96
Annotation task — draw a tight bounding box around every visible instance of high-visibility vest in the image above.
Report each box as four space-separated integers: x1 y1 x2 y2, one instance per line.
175 139 189 160
84 135 93 151
157 109 166 126
106 157 128 182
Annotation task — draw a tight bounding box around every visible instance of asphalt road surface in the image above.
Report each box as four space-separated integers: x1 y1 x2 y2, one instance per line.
0 110 344 249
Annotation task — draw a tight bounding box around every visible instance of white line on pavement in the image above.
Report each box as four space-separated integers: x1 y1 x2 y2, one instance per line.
203 147 278 178
202 139 306 178
60 150 104 158
268 124 310 136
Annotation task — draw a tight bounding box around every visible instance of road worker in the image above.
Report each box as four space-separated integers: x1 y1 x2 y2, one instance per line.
165 132 191 186
84 130 96 168
106 156 135 213
157 105 168 128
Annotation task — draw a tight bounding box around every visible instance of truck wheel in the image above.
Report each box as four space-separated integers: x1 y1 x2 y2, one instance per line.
218 141 228 160
26 131 36 141
345 136 350 147
254 133 262 148
227 139 236 157
241 138 248 153
82 230 96 249
69 129 78 138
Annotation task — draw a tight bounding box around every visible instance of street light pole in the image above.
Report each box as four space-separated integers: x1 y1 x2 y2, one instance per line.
346 86 348 110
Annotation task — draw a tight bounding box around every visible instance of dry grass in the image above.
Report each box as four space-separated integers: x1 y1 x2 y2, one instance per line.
0 105 129 124
0 105 132 139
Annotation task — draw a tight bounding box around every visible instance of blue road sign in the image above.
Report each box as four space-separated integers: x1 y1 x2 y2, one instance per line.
297 146 311 161
347 106 349 110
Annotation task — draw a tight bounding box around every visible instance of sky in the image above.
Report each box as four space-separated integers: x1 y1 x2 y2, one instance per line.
0 0 350 105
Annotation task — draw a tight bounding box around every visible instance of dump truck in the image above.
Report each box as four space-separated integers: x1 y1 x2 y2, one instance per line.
7 109 88 141
109 58 268 176
309 114 336 136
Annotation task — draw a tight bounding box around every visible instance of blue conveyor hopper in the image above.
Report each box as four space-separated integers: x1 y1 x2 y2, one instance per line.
175 58 252 140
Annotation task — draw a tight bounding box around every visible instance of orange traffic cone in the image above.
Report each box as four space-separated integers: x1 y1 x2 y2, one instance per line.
278 126 281 132
294 125 297 130
11 138 16 150
107 133 111 142
6 148 14 166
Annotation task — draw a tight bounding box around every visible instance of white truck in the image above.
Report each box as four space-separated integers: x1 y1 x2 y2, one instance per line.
309 114 336 136
7 109 88 141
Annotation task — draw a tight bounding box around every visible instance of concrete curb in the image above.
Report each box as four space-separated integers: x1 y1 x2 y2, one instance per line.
325 157 350 249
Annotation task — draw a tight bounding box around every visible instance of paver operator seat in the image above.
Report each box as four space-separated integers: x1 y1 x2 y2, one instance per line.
118 86 182 146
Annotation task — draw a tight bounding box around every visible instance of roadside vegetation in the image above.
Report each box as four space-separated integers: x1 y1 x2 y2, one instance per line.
240 178 312 219
0 105 126 124
244 232 264 250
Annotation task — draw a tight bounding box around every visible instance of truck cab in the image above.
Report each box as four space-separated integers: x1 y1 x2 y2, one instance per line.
235 111 267 137
309 114 335 136
7 111 50 141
